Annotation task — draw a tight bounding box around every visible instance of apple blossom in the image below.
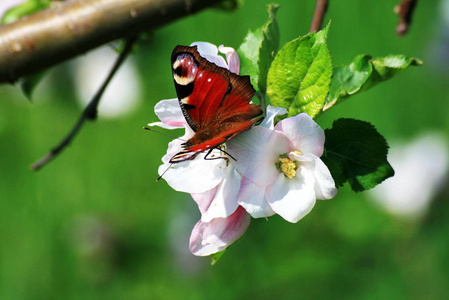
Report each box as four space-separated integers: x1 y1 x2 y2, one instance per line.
149 41 338 256
189 206 250 256
149 42 250 256
227 112 337 223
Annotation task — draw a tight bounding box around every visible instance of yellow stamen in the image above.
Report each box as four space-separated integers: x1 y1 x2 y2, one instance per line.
279 157 297 179
294 150 302 156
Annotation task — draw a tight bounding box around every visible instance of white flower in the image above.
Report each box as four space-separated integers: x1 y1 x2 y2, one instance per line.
150 42 241 195
150 42 249 256
369 132 449 219
189 203 251 256
227 110 337 223
150 41 338 255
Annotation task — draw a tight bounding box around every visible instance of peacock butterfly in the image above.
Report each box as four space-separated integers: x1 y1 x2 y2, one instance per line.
169 45 263 163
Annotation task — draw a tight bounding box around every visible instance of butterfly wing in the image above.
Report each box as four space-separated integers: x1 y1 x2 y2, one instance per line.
170 45 262 163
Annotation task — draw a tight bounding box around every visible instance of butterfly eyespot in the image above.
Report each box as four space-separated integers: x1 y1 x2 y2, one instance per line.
169 45 262 164
174 67 183 76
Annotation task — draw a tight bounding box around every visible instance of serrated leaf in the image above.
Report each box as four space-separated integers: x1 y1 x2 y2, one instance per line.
321 118 394 192
266 24 332 119
238 28 263 89
1 0 51 24
324 54 422 110
257 3 280 94
238 4 280 95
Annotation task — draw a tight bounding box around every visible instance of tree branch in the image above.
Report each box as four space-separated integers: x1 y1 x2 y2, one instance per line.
309 0 329 33
30 36 137 171
0 0 225 83
394 0 418 36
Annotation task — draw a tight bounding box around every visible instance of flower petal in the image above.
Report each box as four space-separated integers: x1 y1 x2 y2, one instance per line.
189 206 251 256
259 106 288 129
191 41 218 56
218 45 240 74
228 126 291 187
274 113 325 157
266 167 317 223
160 126 195 165
191 186 218 215
190 42 227 69
158 150 227 194
199 167 242 222
290 152 337 200
238 177 275 218
149 98 185 129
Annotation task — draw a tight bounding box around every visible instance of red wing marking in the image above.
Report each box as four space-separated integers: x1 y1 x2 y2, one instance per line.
169 45 263 163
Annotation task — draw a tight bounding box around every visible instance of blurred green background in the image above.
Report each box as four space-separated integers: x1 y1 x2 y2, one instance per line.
1 0 449 299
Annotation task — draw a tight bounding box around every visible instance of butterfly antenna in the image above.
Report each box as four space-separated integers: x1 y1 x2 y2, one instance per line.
143 127 181 140
156 163 173 182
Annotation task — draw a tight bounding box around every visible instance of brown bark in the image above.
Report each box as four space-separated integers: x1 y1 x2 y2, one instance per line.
309 0 328 33
395 0 418 36
0 0 225 83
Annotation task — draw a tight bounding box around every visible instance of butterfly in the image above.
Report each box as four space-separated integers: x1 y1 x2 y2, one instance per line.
169 45 263 163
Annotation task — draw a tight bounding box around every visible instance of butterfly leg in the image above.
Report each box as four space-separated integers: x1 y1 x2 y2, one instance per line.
203 146 236 162
204 147 227 161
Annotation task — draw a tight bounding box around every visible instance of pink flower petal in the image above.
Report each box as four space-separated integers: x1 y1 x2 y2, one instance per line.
199 167 242 222
191 186 218 215
189 206 251 256
227 126 291 187
238 177 275 218
218 45 240 74
150 98 186 129
190 42 227 69
266 167 317 223
274 113 325 157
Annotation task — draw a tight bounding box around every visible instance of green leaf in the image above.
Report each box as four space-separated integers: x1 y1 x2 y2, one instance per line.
1 0 51 24
257 3 280 95
266 24 332 119
325 54 422 110
321 118 394 192
20 71 47 100
238 28 262 89
211 249 226 265
238 4 280 95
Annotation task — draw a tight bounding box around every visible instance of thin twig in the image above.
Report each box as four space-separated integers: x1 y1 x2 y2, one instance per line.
395 0 418 36
30 36 138 171
309 0 329 33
